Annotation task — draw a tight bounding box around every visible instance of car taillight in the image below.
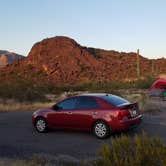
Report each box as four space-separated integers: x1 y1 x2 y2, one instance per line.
117 110 130 120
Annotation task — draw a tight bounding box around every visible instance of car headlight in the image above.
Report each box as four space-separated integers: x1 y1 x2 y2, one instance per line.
33 111 38 116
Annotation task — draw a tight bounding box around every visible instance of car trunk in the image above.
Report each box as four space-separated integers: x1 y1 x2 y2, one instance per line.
117 103 140 120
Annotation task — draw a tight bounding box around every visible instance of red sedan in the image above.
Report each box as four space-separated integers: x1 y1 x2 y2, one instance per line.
32 93 142 138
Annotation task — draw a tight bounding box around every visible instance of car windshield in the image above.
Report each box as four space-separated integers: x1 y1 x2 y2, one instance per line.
101 94 130 106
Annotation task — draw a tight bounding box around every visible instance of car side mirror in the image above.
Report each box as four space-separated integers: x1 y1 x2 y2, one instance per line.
52 105 61 111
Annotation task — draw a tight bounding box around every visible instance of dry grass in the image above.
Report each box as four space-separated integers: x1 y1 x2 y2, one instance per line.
121 89 165 113
0 154 81 166
0 91 81 112
0 90 165 112
0 101 55 111
0 159 40 166
141 98 163 113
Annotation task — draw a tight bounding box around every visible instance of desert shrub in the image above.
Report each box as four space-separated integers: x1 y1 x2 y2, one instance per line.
58 77 155 93
134 76 155 89
0 80 52 102
0 76 155 102
87 47 101 59
96 132 166 166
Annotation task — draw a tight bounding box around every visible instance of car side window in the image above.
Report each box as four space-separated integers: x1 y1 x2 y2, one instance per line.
76 96 99 109
56 97 77 110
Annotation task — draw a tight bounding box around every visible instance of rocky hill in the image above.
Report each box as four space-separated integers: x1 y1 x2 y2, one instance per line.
0 50 24 68
0 36 166 84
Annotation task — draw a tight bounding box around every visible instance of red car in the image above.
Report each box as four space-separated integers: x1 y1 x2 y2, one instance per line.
32 93 142 138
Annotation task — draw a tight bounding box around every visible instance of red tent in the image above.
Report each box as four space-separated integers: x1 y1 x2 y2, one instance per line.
151 78 166 89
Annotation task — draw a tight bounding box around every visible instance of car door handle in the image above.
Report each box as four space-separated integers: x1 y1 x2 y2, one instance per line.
67 111 72 114
92 112 98 115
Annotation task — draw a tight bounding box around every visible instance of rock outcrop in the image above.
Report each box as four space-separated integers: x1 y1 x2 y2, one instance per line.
0 36 166 84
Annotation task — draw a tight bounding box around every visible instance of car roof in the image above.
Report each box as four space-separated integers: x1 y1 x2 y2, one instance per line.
78 93 112 98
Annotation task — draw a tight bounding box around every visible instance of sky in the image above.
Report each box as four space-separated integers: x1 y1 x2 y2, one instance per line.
0 0 166 59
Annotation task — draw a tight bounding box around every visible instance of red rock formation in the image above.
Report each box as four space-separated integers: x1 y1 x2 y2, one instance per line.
0 36 166 84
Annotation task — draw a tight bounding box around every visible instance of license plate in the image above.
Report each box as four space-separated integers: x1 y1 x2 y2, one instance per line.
130 109 137 117
132 110 137 115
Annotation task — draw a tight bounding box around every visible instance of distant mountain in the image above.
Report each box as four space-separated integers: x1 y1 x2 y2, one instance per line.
0 50 24 68
0 50 8 54
0 36 166 84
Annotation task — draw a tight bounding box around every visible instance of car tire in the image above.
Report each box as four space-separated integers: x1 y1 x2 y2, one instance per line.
35 117 48 133
93 121 110 139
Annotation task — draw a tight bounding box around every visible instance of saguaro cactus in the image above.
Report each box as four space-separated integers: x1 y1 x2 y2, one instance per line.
136 49 140 78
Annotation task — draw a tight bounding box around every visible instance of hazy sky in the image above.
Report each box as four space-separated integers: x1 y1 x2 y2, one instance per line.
0 0 166 59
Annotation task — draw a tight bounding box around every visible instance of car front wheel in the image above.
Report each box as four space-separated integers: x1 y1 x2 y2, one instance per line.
35 118 48 133
93 121 110 139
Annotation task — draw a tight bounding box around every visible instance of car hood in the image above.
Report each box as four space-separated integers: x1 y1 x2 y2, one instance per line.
34 108 52 114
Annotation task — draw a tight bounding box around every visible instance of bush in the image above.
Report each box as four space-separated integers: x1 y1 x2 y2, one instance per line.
0 80 53 102
134 76 155 89
56 77 154 93
0 76 155 102
96 132 166 166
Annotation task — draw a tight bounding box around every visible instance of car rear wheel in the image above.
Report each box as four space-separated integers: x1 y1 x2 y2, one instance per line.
93 121 110 139
35 118 48 133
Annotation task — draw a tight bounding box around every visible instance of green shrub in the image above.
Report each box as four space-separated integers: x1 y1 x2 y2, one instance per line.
96 132 166 166
134 76 155 89
66 77 155 92
0 80 52 102
0 76 155 102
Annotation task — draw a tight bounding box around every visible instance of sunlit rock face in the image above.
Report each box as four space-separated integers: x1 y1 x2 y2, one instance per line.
0 36 166 84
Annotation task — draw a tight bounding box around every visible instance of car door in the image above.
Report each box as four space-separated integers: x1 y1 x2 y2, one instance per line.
47 97 77 128
68 96 100 130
